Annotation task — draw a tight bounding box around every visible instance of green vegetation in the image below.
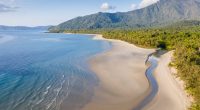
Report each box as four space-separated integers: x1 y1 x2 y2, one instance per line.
57 26 200 110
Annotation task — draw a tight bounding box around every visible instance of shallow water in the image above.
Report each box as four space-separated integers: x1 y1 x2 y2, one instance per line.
134 55 159 110
0 30 111 110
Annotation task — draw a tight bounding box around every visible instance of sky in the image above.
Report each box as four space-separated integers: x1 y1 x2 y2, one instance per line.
0 0 159 26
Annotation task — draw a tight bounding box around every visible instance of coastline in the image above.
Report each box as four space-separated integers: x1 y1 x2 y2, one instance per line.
82 34 155 110
81 34 190 110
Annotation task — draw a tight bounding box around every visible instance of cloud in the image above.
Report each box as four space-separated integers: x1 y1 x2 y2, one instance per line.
131 4 137 10
100 3 116 11
0 0 16 5
139 0 159 8
0 0 17 12
0 4 17 12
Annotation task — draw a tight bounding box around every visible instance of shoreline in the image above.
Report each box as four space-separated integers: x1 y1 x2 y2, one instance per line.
82 34 190 110
82 34 155 110
62 33 190 110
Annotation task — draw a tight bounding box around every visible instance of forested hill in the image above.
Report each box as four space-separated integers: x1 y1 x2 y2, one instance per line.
49 0 200 32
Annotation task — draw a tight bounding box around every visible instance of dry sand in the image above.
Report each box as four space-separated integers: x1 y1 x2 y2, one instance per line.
82 35 155 110
143 51 191 110
74 34 190 110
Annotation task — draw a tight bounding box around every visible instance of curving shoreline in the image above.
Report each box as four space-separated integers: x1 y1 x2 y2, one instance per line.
81 34 190 110
82 34 154 110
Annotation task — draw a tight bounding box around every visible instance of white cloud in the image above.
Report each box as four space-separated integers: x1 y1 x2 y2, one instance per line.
0 0 16 5
100 3 115 11
139 0 159 8
0 0 17 12
131 4 137 10
0 4 16 12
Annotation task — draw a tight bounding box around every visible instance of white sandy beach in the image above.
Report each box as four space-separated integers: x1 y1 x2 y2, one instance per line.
82 35 190 110
82 35 154 110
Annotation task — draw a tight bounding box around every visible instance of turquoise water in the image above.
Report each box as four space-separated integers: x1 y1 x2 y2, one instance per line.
0 30 111 110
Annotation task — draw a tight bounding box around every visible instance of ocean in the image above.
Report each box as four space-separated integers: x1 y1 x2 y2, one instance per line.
0 30 111 110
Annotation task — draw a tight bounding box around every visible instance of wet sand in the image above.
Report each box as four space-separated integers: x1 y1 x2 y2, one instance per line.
82 35 154 110
143 51 191 110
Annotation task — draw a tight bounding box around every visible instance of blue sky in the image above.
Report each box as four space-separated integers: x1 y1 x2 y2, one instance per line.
0 0 158 26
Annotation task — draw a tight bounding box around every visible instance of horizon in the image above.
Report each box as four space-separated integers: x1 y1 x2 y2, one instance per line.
0 0 159 26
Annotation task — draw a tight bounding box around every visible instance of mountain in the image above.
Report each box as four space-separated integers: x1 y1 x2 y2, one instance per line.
49 0 200 32
0 25 51 31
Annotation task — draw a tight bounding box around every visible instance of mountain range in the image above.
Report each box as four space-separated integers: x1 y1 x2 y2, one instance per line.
49 0 200 32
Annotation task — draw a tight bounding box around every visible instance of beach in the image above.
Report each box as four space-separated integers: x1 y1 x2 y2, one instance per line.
82 35 190 110
82 35 154 110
